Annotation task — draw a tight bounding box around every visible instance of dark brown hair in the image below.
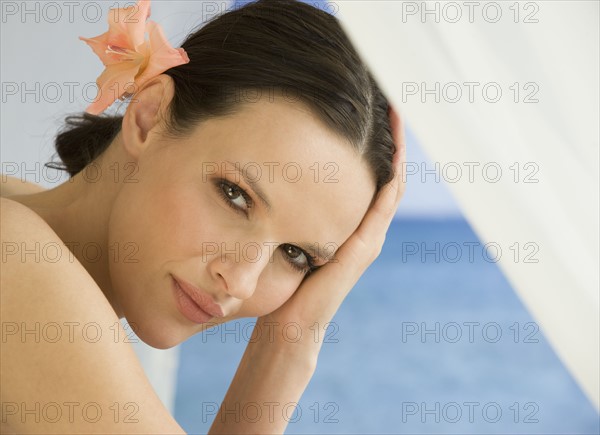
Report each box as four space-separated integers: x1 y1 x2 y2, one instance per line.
46 0 395 192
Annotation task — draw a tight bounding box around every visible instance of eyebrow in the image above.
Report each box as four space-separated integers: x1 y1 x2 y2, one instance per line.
224 160 334 265
225 160 272 212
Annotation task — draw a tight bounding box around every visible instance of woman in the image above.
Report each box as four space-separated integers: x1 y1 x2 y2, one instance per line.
1 0 406 433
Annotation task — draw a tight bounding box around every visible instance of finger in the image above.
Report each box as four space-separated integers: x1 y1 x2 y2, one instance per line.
301 108 406 276
388 104 404 162
357 169 401 243
388 104 407 201
332 105 407 265
329 172 401 275
286 107 408 316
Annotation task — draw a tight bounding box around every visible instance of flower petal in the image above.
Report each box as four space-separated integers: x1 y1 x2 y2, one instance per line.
79 0 150 66
80 33 122 66
106 0 151 51
85 60 143 115
133 20 190 88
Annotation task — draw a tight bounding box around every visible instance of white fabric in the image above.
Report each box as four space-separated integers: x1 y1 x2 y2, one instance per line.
122 319 180 413
336 0 599 410
130 342 179 413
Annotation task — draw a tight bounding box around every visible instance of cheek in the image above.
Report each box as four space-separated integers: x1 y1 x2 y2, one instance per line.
115 187 203 259
160 189 220 257
239 271 303 318
106 158 215 291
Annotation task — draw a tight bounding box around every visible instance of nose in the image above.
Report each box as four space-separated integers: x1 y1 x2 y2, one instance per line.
208 241 272 301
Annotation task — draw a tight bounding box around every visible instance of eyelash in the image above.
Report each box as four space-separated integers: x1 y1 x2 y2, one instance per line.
214 178 319 275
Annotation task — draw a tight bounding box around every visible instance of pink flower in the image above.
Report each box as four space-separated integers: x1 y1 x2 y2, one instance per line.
79 0 189 115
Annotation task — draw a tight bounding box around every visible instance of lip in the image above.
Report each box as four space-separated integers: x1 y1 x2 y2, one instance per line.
171 275 224 324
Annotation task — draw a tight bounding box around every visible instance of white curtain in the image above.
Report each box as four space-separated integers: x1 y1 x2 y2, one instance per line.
336 0 599 410
122 320 179 413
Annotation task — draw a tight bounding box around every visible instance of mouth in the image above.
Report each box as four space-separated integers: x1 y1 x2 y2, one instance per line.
171 275 224 324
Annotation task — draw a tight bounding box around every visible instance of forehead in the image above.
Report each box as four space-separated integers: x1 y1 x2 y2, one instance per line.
183 98 377 258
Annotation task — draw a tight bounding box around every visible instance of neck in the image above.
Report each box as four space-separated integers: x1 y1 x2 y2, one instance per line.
8 136 131 318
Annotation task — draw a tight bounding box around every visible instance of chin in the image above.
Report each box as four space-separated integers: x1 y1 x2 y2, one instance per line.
123 310 191 350
135 328 184 350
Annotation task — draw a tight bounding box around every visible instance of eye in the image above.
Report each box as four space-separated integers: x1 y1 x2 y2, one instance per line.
215 179 254 216
215 178 319 275
281 243 318 275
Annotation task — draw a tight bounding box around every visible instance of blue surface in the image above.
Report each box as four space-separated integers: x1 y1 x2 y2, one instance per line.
174 218 600 434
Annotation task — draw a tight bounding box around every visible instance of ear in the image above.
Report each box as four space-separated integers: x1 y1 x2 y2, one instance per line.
121 74 175 160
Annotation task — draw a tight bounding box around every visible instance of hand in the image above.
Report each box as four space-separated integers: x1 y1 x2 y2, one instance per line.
255 104 407 355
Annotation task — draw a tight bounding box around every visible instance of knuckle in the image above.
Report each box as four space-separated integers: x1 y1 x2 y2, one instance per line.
369 243 384 263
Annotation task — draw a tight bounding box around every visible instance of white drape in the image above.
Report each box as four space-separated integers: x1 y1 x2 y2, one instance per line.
124 321 180 413
336 0 599 410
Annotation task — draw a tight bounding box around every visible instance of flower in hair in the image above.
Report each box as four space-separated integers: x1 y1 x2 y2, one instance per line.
79 0 190 115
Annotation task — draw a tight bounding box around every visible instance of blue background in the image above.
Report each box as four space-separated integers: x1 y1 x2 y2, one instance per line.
174 218 600 434
174 0 599 433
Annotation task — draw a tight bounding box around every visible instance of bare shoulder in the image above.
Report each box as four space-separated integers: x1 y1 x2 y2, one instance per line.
1 196 68 276
1 196 108 317
1 196 54 238
1 195 45 222
0 197 184 434
0 174 46 197
1 196 89 299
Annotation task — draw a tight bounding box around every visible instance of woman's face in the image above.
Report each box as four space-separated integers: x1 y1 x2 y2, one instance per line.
108 97 377 348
